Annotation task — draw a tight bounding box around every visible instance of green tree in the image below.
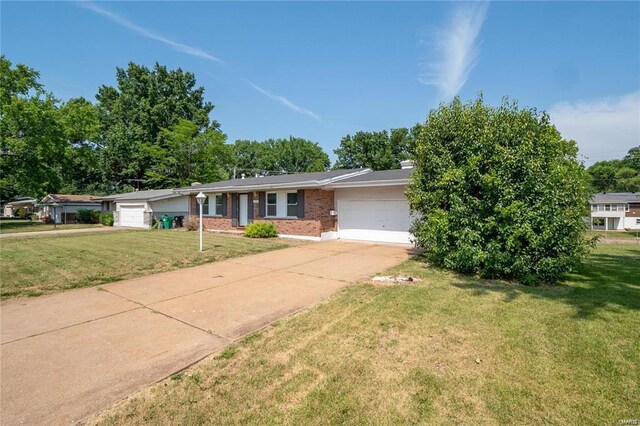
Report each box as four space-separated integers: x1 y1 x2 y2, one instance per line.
231 137 329 176
265 137 330 173
587 161 619 192
333 125 420 170
622 146 640 170
147 119 230 187
58 97 103 194
407 96 592 285
231 140 275 177
0 56 66 199
586 147 640 193
96 62 217 188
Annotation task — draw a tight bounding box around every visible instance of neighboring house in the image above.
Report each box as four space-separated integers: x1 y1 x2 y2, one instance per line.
38 194 101 224
588 192 640 230
98 189 189 229
3 198 37 218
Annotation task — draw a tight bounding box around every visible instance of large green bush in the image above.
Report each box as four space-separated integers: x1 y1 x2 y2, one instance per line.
407 96 593 285
77 209 100 224
99 212 114 226
244 222 278 238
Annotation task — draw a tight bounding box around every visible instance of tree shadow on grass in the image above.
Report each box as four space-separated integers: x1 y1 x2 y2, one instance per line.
450 246 640 319
0 220 43 231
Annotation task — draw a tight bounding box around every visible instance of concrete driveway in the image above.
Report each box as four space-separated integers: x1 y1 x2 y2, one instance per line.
0 240 413 425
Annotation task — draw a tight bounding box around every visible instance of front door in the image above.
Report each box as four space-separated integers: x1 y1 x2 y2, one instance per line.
239 194 248 227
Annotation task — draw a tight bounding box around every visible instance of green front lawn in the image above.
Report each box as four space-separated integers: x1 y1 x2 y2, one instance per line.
0 218 103 234
0 231 301 300
91 242 639 425
587 229 640 240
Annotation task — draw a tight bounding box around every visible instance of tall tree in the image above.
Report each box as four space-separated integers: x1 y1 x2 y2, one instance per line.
231 137 329 176
147 119 230 187
407 96 592 285
231 140 275 177
586 146 640 192
96 62 217 189
333 125 420 170
0 56 66 199
265 137 330 173
58 97 103 193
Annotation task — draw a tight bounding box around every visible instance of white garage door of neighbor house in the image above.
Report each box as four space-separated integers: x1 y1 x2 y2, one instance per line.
119 205 145 228
338 200 412 244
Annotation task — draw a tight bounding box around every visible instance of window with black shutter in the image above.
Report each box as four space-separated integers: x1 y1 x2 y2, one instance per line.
267 193 277 216
287 192 298 217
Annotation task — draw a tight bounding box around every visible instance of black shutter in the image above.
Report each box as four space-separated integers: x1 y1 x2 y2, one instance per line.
297 189 305 218
248 192 254 223
222 193 228 217
231 193 238 227
258 192 266 218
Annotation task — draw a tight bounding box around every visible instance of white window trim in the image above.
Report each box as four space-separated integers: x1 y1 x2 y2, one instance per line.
266 192 278 218
204 193 224 217
265 191 299 219
286 191 299 218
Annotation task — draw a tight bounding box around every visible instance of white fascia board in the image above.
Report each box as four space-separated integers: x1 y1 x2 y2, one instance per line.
326 179 409 189
179 181 322 194
176 170 374 194
320 169 372 184
146 193 185 202
107 193 178 202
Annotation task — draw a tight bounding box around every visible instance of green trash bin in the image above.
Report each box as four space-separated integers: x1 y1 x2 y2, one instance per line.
161 215 172 229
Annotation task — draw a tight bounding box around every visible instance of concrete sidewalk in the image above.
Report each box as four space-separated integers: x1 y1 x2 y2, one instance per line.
0 240 413 425
0 226 130 239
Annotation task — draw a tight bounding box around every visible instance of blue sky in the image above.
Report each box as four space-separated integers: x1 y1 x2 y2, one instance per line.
3 1 639 165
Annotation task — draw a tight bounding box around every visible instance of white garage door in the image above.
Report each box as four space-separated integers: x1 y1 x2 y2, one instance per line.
119 205 145 228
338 199 412 244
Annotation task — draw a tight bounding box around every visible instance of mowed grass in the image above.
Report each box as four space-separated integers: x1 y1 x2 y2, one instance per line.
0 218 103 234
91 243 639 425
0 231 301 300
587 229 640 240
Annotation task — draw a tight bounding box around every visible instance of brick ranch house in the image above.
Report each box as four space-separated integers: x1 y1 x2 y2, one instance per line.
588 192 640 231
103 162 415 244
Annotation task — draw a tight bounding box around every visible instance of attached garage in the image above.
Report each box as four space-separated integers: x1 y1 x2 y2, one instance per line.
333 173 414 244
119 205 145 228
99 189 190 230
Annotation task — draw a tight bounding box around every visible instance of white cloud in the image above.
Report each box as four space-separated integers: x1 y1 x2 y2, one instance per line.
549 92 640 165
78 2 322 122
246 80 322 122
419 2 489 100
77 1 223 63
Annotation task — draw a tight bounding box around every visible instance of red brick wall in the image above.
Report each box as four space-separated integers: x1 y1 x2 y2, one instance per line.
626 203 640 217
304 189 336 233
253 218 321 237
190 189 336 237
189 193 235 230
254 189 335 237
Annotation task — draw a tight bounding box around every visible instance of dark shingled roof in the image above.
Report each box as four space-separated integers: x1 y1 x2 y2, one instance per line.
41 194 100 204
180 169 368 191
591 192 640 204
97 189 179 201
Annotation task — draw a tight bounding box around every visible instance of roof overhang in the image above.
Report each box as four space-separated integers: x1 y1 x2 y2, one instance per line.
96 193 183 203
326 178 410 189
176 169 373 194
